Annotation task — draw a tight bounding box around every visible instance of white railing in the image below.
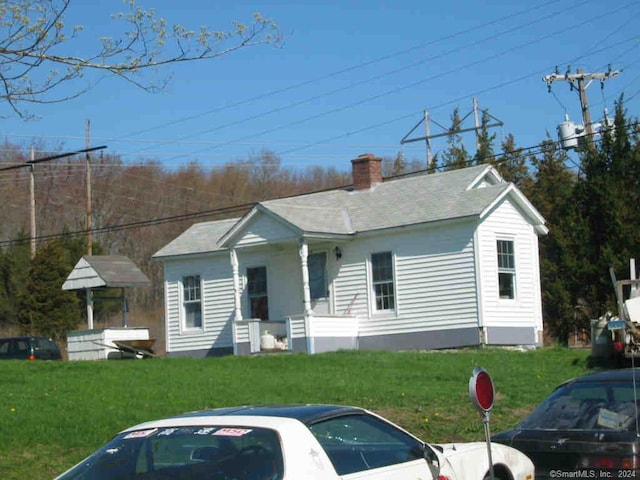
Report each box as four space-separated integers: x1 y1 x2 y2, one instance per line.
236 314 358 355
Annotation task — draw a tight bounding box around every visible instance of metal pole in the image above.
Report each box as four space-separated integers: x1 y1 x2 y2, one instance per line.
483 413 495 480
473 97 481 151
424 110 432 167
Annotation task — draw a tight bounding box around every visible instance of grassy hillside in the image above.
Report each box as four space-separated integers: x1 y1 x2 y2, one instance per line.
1 347 592 479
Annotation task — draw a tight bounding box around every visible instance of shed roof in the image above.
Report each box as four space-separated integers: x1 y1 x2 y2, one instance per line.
62 255 150 290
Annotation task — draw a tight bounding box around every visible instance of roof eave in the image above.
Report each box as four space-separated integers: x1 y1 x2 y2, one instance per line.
466 164 504 190
480 184 547 235
218 204 304 248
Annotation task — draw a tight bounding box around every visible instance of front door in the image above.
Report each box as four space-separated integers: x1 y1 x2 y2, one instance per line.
247 266 268 320
308 252 330 315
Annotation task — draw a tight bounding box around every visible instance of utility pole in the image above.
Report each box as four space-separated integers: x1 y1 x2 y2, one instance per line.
543 66 620 143
86 119 93 256
29 146 36 258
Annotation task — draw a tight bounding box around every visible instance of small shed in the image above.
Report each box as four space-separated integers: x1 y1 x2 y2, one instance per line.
63 255 151 361
63 255 150 329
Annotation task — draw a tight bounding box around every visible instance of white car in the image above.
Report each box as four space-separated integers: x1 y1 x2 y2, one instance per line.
55 404 533 480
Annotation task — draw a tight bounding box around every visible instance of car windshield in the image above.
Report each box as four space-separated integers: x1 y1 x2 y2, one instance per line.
57 425 284 480
518 381 640 431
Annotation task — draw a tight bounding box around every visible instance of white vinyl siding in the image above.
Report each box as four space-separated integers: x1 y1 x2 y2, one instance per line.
477 200 542 330
336 221 480 337
334 256 369 318
163 257 235 354
234 215 297 247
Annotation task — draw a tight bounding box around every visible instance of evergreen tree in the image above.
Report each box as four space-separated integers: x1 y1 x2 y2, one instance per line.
473 109 496 166
440 108 471 171
391 152 407 176
495 134 530 189
526 140 579 343
0 234 31 328
16 240 82 340
573 99 639 315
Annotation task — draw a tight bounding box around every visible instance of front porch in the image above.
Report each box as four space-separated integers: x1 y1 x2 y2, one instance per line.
232 314 359 356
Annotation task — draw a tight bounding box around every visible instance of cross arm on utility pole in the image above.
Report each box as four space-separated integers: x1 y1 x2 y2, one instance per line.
543 67 621 90
543 66 621 141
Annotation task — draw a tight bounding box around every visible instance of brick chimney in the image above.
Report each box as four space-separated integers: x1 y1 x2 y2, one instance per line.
351 153 382 190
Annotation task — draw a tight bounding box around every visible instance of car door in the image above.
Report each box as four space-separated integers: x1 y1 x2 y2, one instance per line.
342 458 435 480
308 414 437 480
0 338 10 359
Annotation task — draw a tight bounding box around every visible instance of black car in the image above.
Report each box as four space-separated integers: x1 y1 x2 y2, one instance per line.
0 336 62 360
492 368 640 479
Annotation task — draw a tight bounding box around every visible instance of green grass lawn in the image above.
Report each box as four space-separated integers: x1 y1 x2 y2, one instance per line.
0 347 592 479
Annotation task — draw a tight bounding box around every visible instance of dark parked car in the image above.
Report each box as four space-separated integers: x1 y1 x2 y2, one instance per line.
0 336 62 360
493 368 640 479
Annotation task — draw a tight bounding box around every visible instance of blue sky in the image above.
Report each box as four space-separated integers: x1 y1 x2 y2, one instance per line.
1 0 639 171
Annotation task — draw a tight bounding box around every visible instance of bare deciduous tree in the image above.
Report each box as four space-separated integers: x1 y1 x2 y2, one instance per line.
0 0 282 117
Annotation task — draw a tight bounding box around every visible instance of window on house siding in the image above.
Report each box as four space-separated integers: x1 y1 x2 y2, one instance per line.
247 266 269 320
497 240 516 299
183 275 202 329
371 252 395 311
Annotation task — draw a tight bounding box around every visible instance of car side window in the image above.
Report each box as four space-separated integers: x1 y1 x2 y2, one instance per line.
308 413 424 475
0 340 9 355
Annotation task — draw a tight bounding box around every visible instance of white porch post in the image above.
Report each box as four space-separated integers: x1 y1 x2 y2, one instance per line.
86 288 94 330
299 238 313 316
230 248 243 321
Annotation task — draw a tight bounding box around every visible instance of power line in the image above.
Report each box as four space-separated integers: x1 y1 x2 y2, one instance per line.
1 0 612 164
148 3 640 164
113 0 565 142
4 116 640 250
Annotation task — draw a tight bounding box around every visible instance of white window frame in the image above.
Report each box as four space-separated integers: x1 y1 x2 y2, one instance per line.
182 275 203 331
496 239 516 300
370 251 396 313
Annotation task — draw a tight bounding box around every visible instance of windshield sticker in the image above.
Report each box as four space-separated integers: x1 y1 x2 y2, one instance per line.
124 429 157 439
214 428 253 437
157 428 178 437
597 408 628 429
195 427 217 435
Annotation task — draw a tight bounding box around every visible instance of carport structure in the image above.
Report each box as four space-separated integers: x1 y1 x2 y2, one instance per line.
63 255 150 329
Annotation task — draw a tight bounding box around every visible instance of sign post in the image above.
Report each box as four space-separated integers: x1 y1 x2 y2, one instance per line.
469 367 496 480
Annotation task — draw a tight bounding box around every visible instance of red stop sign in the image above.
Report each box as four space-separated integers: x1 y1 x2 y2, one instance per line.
469 367 495 413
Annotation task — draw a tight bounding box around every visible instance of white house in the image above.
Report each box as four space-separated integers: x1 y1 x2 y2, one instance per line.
153 154 548 357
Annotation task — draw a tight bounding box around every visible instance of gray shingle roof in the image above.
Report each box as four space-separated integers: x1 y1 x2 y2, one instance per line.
260 165 507 233
154 165 544 258
63 255 150 290
153 218 239 258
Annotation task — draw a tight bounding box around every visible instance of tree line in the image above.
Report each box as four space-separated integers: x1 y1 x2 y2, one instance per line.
0 99 638 344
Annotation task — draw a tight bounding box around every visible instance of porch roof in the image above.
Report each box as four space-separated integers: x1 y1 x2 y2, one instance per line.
153 218 240 258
